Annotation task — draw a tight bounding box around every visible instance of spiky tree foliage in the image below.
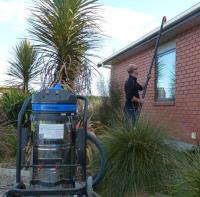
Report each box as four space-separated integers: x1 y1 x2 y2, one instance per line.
7 39 41 93
29 0 102 92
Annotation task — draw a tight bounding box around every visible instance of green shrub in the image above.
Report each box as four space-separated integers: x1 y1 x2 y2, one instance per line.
99 115 181 196
89 84 122 126
172 149 200 197
0 90 30 123
0 90 31 160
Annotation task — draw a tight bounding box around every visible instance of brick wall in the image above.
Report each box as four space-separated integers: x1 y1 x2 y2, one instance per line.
111 25 200 144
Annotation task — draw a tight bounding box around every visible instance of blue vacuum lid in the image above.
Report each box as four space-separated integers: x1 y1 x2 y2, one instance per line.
48 83 63 90
32 103 77 112
31 83 77 112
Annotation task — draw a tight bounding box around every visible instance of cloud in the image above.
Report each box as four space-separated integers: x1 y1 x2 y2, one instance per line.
98 6 159 55
0 0 28 24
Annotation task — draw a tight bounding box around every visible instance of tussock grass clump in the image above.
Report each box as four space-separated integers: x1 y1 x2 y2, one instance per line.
172 149 200 197
100 114 180 196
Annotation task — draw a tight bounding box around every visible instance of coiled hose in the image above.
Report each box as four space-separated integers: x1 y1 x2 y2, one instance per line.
86 132 106 187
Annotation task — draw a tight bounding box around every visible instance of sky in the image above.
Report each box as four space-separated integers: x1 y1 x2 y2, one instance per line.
0 0 200 94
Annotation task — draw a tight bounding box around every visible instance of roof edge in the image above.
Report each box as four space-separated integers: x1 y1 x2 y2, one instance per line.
100 3 200 66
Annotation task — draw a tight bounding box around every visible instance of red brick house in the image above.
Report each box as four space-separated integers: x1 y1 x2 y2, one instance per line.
100 4 200 144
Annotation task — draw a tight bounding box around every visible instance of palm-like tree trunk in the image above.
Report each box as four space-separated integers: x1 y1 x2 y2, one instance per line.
24 81 29 94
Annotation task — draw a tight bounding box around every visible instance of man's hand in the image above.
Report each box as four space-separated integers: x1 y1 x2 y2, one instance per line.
142 74 151 88
139 98 145 104
132 96 144 104
147 74 151 79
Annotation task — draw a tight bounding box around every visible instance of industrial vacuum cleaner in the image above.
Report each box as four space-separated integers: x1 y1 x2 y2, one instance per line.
5 83 106 197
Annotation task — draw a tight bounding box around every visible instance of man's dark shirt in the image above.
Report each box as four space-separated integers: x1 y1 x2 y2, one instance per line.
124 75 143 109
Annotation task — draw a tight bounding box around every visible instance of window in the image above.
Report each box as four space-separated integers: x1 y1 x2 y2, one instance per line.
156 48 176 101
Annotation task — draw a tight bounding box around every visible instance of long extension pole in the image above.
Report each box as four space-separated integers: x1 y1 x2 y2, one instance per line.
137 16 167 121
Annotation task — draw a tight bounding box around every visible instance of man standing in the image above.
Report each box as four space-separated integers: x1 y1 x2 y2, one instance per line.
124 64 144 122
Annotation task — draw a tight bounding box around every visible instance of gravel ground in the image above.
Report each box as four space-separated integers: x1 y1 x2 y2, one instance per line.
0 167 30 197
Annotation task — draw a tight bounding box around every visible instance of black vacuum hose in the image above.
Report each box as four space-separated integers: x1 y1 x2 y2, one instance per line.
86 132 106 186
